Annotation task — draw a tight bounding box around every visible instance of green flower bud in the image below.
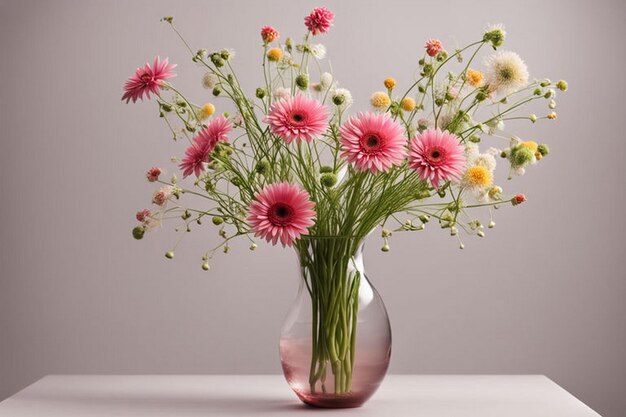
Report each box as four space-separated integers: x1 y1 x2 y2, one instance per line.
540 79 551 87
475 91 487 101
212 86 222 96
255 159 270 175
132 226 145 240
414 190 431 200
419 214 430 223
511 147 535 167
320 173 337 188
533 88 542 96
544 89 555 99
488 220 496 229
202 262 210 271
249 243 258 251
537 144 550 156
162 16 174 23
220 49 231 60
556 80 568 91
332 94 345 105
469 135 481 143
211 53 225 68
165 251 175 259
436 50 448 61
295 73 309 90
477 230 485 238
320 165 334 173
434 98 444 107
529 114 537 123
422 63 433 76
418 58 425 66
212 216 224 225
381 244 390 252
255 88 266 99
483 27 506 48
418 84 426 93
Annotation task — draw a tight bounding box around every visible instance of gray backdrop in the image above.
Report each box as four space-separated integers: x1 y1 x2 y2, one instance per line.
1 0 625 415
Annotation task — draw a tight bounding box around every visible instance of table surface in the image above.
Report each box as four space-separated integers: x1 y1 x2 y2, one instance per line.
0 375 600 416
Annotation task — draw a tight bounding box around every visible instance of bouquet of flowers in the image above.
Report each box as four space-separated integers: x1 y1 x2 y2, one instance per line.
124 7 567 408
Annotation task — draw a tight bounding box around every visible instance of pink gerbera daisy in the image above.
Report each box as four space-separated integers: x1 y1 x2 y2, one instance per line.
425 39 444 57
304 7 334 35
179 116 232 178
339 112 407 173
264 95 329 144
122 56 176 103
408 128 465 188
247 182 316 247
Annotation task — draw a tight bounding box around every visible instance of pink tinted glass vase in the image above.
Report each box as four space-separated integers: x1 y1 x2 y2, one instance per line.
280 236 391 408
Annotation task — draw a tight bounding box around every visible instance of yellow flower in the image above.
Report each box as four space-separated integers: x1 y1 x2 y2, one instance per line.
466 69 484 87
519 140 538 152
370 91 391 109
267 47 283 62
384 78 396 89
400 97 416 112
547 112 557 120
464 165 493 189
198 103 215 120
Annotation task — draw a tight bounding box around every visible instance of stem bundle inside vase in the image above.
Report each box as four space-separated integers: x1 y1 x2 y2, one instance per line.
296 237 361 395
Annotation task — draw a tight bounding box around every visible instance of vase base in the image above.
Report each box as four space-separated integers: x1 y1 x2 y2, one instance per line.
296 391 370 408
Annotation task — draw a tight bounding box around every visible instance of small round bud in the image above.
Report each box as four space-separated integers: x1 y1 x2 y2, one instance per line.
255 88 266 99
512 147 535 167
381 244 390 252
165 251 175 259
450 226 458 236
249 243 258 251
400 97 416 112
548 99 557 109
255 159 270 175
295 73 309 90
533 88 542 96
419 214 430 223
210 53 225 68
556 80 568 91
511 193 526 206
212 216 224 225
477 230 485 238
537 144 550 156
132 226 145 240
220 49 231 60
529 114 537 123
459 243 465 250
540 79 551 87
202 262 210 271
332 94 345 105
384 78 396 89
320 173 337 188
212 87 222 96
488 220 495 229
475 91 487 101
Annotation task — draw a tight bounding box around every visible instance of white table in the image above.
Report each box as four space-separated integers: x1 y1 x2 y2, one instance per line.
0 375 600 416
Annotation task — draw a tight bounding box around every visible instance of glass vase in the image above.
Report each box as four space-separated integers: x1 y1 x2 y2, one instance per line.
279 236 391 408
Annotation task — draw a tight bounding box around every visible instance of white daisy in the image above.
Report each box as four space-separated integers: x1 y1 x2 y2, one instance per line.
311 44 327 59
331 88 353 111
484 51 529 95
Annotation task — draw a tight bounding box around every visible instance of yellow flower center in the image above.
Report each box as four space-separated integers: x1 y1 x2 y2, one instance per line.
465 165 493 189
519 141 538 152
